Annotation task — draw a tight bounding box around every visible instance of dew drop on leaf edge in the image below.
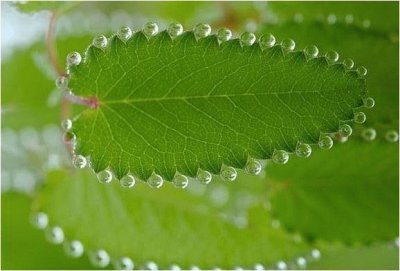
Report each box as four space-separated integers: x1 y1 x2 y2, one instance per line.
339 124 353 137
89 249 110 268
64 240 84 258
143 22 159 37
194 23 211 39
295 143 312 158
61 119 72 132
114 256 135 270
119 174 136 188
147 173 164 188
385 130 399 143
363 97 375 108
259 33 276 48
217 27 232 42
30 212 48 229
45 226 64 244
281 38 295 51
343 58 354 69
220 166 237 181
361 128 377 141
168 23 183 38
240 32 256 46
97 170 113 184
55 75 68 89
196 169 212 184
66 51 82 66
245 158 262 175
92 35 108 49
172 173 189 188
117 26 133 42
357 66 368 77
326 50 339 63
304 45 319 58
354 112 366 124
272 150 289 164
72 155 87 169
318 135 333 149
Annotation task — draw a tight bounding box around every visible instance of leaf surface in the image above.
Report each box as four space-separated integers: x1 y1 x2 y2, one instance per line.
68 30 367 181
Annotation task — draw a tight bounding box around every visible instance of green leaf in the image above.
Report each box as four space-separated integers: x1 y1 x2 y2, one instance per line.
34 169 311 269
67 29 367 181
266 140 399 243
1 192 94 269
260 16 398 139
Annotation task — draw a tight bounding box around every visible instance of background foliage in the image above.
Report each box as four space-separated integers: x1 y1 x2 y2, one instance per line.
1 1 399 270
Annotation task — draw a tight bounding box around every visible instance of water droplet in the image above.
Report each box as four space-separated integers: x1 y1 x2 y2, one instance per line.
61 119 72 131
296 257 307 268
385 130 399 143
254 263 265 270
327 13 337 24
147 173 164 188
120 174 136 188
272 150 289 164
89 249 110 268
318 135 333 149
342 58 354 69
64 240 84 258
117 26 133 42
92 35 108 49
339 124 352 137
281 38 295 51
363 97 375 108
97 170 113 184
295 143 312 158
168 23 183 37
217 27 232 42
72 155 87 169
172 173 189 188
240 32 256 46
170 264 181 271
325 50 339 63
245 158 262 175
220 166 237 181
345 14 354 24
145 261 158 270
63 131 76 144
194 23 211 39
357 66 367 77
67 51 82 66
196 169 212 184
311 249 321 259
304 45 319 58
190 266 200 271
259 33 276 48
271 219 281 228
143 22 159 37
353 112 366 124
45 226 64 244
276 261 287 270
293 13 304 23
55 75 68 89
361 128 376 141
30 212 48 229
362 19 371 28
114 257 134 270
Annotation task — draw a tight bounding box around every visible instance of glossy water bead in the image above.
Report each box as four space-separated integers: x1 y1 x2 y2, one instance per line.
89 249 110 268
297 257 307 268
385 130 399 143
30 212 48 229
67 52 81 66
172 173 189 188
259 33 276 48
240 32 256 46
168 23 183 37
311 249 321 259
295 142 312 158
117 26 133 42
194 23 211 38
325 50 339 63
357 66 368 77
114 256 135 270
361 128 376 141
196 169 212 184
145 261 158 270
343 58 354 69
55 75 68 89
318 135 333 149
254 263 265 270
339 124 353 137
354 112 366 124
119 174 136 188
363 97 375 108
272 150 289 164
64 240 84 258
61 119 72 131
45 226 64 244
92 35 108 49
97 170 113 184
147 173 164 188
345 14 354 24
217 27 232 42
63 131 76 144
245 158 262 175
72 155 87 169
304 45 319 58
220 166 237 181
281 38 295 51
143 22 159 36
276 261 287 270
